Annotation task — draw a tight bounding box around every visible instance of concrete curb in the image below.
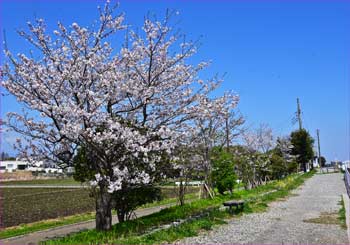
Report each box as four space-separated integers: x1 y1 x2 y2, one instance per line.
342 193 350 244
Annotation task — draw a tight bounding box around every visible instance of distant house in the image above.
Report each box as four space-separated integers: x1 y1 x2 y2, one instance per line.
0 160 28 173
312 157 319 168
27 159 64 174
340 160 350 171
0 159 64 173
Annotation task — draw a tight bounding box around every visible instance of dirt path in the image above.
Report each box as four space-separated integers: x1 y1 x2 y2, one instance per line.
181 173 349 244
0 202 177 245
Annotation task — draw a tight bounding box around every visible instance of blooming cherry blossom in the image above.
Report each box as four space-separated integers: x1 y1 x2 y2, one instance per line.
1 3 240 230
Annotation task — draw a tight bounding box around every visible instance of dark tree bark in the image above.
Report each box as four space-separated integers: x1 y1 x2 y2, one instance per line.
310 161 314 170
178 180 186 206
302 162 307 173
117 211 126 223
95 183 113 231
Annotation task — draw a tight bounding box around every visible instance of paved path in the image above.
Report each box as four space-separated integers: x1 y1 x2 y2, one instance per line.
181 173 349 244
0 202 176 245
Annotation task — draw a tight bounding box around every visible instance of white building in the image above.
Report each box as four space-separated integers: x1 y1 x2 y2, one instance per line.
341 160 350 171
0 160 28 173
0 159 64 173
312 157 319 168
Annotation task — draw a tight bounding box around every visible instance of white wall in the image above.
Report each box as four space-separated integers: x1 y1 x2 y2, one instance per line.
0 161 28 173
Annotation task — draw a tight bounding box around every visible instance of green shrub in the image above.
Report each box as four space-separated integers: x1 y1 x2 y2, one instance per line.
211 147 237 194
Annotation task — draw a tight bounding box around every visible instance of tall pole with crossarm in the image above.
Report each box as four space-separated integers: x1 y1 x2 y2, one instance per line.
317 129 322 167
297 98 302 131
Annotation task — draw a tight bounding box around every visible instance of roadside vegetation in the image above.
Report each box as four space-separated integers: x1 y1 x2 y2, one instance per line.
0 212 95 240
43 171 314 244
338 197 347 229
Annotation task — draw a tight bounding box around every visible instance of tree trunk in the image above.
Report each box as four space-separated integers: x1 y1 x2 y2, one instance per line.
95 184 113 231
302 162 307 173
117 210 126 223
178 180 186 206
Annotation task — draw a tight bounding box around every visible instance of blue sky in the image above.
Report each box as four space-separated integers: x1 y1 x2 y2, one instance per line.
1 0 349 161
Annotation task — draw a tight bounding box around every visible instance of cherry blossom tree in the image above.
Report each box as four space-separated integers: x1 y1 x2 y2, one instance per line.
269 136 297 178
185 94 242 196
1 3 239 230
168 94 241 201
275 136 295 165
171 146 201 205
238 124 275 187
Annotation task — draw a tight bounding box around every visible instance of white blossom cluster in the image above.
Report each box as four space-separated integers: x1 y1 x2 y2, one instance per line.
243 124 274 153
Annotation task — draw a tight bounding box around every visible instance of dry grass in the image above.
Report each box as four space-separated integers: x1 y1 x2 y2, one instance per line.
303 212 340 226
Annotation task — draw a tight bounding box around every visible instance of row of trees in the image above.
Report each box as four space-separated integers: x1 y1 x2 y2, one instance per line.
187 124 316 197
1 2 316 231
211 127 315 193
0 152 16 161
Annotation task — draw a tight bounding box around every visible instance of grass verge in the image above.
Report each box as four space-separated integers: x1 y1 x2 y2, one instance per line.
141 193 198 209
43 171 314 244
338 196 347 229
0 212 95 240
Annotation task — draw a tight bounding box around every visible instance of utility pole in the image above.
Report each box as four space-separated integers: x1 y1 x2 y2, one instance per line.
296 98 302 130
317 129 323 172
295 98 304 172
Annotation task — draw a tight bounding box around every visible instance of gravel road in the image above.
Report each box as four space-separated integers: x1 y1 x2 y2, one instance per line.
180 173 348 244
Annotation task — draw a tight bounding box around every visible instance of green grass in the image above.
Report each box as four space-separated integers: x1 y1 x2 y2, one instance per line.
141 193 198 209
316 171 341 175
0 212 96 240
43 197 230 244
338 197 347 229
117 209 229 244
43 171 314 244
157 186 200 199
